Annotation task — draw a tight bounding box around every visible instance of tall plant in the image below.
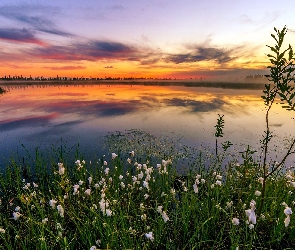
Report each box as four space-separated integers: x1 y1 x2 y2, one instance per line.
259 26 295 213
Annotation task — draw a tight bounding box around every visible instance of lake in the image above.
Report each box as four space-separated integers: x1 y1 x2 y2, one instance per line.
0 81 295 168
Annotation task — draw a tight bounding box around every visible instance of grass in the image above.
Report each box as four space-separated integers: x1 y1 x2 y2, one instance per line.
0 132 295 250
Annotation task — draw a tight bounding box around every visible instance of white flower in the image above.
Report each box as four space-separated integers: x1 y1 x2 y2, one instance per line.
49 199 57 209
78 180 84 185
13 212 22 220
84 189 91 196
286 174 293 180
216 174 222 180
130 151 135 157
144 193 149 199
106 209 112 216
245 208 256 225
0 228 5 233
249 223 254 230
145 232 154 241
289 181 295 187
250 200 256 208
42 218 48 224
161 211 169 222
33 182 38 188
226 201 233 208
90 246 97 250
211 184 215 189
120 182 125 188
73 184 80 195
232 218 239 225
157 206 163 213
284 207 292 216
88 177 93 185
96 239 101 246
127 158 131 164
255 190 261 196
201 179 206 184
215 180 222 186
15 206 21 212
281 202 288 207
112 153 118 159
284 215 291 227
57 205 64 217
258 177 264 184
58 163 65 175
141 214 147 221
99 198 109 214
103 161 108 166
104 168 110 175
193 183 198 193
143 181 149 189
119 175 123 180
170 188 176 196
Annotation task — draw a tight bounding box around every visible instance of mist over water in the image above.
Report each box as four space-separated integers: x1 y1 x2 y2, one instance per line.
0 82 294 167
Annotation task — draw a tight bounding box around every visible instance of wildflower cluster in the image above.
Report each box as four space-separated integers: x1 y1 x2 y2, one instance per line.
0 147 295 249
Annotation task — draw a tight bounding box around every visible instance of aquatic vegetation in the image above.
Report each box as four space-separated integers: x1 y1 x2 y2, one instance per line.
0 86 6 94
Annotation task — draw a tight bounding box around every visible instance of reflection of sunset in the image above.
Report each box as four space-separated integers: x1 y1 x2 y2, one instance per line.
1 83 295 167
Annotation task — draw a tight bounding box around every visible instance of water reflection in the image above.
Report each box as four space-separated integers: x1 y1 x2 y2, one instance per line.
0 83 294 166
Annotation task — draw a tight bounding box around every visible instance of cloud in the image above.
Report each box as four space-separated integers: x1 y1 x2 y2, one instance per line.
0 28 46 45
32 40 138 61
104 66 114 68
166 46 235 64
0 4 73 37
42 66 86 70
107 4 124 10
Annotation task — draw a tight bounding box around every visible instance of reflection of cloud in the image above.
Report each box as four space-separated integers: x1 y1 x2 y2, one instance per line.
270 123 283 127
164 98 227 112
37 100 152 117
46 92 89 97
31 120 84 138
0 113 58 131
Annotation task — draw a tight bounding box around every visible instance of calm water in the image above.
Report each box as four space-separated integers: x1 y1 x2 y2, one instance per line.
0 82 295 167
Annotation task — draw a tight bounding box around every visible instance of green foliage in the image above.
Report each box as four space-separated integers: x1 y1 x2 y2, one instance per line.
263 26 295 111
259 26 295 214
214 114 225 138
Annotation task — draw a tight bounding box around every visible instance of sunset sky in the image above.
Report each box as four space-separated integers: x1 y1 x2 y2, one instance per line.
0 0 295 80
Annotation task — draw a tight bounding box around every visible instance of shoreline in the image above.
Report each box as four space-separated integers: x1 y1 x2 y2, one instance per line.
0 79 269 89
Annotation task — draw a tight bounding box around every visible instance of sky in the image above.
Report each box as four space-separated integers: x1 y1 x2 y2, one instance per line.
0 0 295 80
